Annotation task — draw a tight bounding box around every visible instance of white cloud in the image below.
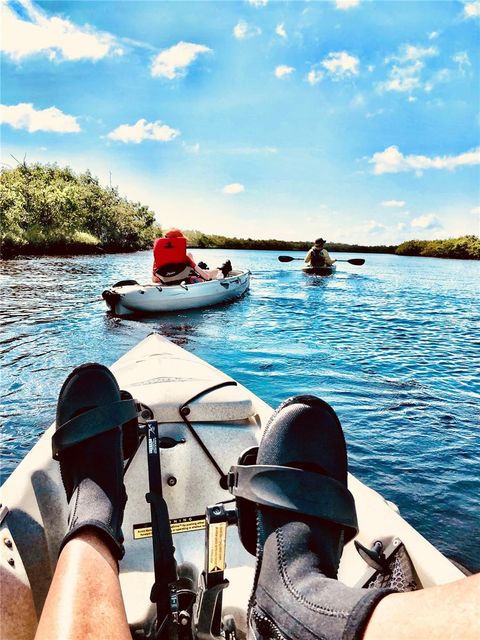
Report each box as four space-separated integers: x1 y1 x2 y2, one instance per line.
379 61 423 93
335 0 360 9
233 20 261 40
381 200 406 208
428 31 439 40
223 183 245 195
370 145 480 175
306 69 324 85
471 206 480 215
248 0 268 6
107 119 180 144
411 214 442 231
453 52 471 76
464 1 480 18
380 44 440 94
1 0 121 62
151 42 211 79
0 102 80 133
364 220 387 234
275 65 295 79
275 23 287 39
183 142 200 154
396 45 438 63
321 51 359 78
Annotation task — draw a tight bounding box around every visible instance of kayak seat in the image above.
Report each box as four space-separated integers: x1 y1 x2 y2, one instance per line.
125 380 256 423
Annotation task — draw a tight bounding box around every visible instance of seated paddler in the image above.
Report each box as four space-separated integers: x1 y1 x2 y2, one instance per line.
305 237 336 267
152 228 220 285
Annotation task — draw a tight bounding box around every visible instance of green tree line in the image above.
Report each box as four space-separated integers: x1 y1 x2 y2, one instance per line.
0 161 161 257
1 162 478 260
183 229 397 254
184 230 479 259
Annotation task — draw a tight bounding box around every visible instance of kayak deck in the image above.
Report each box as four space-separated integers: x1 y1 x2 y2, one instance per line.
0 334 465 639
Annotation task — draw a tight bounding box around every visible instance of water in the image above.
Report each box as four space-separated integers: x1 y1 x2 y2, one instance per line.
1 249 479 571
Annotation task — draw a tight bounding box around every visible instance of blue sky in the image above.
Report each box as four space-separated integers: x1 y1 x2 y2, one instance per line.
1 0 479 244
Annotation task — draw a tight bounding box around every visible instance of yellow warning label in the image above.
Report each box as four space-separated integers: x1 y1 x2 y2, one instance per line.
133 525 154 540
208 522 227 573
133 515 206 540
171 516 206 535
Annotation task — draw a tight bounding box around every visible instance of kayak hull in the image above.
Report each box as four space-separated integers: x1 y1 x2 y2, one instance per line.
102 269 250 316
0 335 465 639
302 265 336 276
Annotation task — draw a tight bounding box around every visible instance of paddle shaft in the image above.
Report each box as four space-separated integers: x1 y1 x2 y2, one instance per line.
278 255 365 266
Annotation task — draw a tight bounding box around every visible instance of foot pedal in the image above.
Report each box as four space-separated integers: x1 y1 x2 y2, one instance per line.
355 538 419 592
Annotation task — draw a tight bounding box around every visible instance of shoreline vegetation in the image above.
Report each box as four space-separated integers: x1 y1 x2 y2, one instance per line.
1 162 479 260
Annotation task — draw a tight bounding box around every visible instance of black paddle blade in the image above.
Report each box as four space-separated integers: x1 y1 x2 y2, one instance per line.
278 255 295 262
348 259 365 266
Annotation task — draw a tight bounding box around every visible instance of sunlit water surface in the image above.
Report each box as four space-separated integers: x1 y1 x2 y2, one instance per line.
1 249 479 570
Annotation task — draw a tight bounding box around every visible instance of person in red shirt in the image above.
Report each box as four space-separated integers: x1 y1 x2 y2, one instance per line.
152 229 219 285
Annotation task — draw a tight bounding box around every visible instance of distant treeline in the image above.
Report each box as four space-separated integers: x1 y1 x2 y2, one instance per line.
1 162 478 260
184 229 397 254
0 162 160 258
185 230 479 260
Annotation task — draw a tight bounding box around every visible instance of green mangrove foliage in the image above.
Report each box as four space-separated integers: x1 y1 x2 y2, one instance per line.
185 229 479 259
183 230 397 255
396 236 480 260
0 162 161 257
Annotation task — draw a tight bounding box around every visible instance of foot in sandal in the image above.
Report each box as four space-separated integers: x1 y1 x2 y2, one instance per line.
229 395 393 640
52 363 138 560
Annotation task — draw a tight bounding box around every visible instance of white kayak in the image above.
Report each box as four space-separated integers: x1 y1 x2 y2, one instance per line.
102 270 250 316
0 335 466 639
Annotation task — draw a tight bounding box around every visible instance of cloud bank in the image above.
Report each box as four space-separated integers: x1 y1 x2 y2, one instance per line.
322 52 359 78
233 20 261 40
1 0 122 61
223 183 245 194
370 146 480 175
275 65 295 78
335 0 361 9
0 102 81 132
381 200 406 208
107 119 180 143
151 42 211 79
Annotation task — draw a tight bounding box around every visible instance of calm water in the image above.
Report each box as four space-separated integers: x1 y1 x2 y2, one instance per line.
1 249 479 571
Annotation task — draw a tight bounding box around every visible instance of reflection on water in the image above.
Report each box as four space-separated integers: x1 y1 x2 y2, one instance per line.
1 249 479 571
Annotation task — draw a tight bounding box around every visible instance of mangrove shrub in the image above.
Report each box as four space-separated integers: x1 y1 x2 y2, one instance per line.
0 162 161 257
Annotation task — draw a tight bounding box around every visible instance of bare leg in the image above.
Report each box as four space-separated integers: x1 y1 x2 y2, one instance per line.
364 573 480 640
35 529 130 640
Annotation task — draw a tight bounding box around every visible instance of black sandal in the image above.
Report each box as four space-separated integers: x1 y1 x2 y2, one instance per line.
52 363 139 560
229 395 392 640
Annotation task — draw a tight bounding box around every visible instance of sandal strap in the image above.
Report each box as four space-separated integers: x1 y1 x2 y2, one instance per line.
228 464 358 540
52 399 139 460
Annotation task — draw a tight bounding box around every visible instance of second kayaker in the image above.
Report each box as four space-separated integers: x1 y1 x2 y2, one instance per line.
304 238 336 267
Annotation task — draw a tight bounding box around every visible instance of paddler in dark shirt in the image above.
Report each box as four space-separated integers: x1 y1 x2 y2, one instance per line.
304 238 336 267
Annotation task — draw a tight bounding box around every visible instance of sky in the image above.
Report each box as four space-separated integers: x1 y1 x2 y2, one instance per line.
1 0 479 244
